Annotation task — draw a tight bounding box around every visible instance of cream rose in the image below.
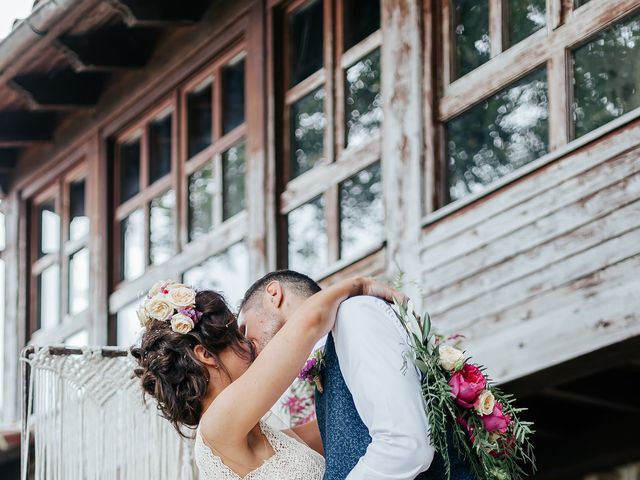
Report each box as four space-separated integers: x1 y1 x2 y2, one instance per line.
171 313 195 334
144 297 174 321
136 306 151 327
474 389 496 416
148 279 171 297
439 345 465 371
166 286 197 309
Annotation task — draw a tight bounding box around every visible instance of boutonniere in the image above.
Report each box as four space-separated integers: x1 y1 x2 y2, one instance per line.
298 349 325 393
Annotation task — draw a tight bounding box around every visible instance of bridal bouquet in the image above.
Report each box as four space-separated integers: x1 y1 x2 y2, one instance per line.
393 300 536 480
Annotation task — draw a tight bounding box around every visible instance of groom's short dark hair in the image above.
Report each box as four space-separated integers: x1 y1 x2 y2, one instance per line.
240 270 321 312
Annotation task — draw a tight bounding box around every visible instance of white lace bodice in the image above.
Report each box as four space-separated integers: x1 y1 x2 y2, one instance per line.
195 421 325 480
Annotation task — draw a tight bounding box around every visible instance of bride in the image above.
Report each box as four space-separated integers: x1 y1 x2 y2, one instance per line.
131 276 406 479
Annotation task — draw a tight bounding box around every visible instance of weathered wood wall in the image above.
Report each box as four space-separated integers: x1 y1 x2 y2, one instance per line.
420 119 640 384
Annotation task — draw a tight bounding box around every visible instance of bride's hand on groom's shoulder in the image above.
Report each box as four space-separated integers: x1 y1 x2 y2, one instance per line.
360 277 409 307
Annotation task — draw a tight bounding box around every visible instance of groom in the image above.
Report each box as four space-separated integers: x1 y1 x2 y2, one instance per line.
238 270 472 480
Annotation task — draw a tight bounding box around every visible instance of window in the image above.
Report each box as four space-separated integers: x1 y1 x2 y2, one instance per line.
111 45 250 345
28 165 90 339
280 0 385 278
434 1 640 208
0 201 5 410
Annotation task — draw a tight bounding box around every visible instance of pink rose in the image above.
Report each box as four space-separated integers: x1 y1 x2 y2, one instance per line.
449 364 486 408
481 403 512 434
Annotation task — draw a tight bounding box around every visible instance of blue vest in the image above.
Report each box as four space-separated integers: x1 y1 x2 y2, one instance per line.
315 334 474 480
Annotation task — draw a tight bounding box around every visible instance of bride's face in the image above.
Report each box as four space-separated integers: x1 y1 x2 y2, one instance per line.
216 343 254 384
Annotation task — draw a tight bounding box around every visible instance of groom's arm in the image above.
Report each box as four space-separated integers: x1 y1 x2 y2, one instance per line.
333 296 434 480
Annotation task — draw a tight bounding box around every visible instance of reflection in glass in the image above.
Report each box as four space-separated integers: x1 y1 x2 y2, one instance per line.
573 13 640 138
183 242 249 308
39 264 60 330
69 248 89 315
65 330 89 346
446 68 549 203
150 190 175 265
453 0 490 79
574 0 591 7
344 0 380 51
38 200 59 257
69 178 89 241
223 143 246 221
345 48 382 148
121 209 145 281
289 0 323 87
290 88 326 179
120 137 141 203
148 112 173 184
189 163 215 241
508 0 546 46
223 58 246 134
187 80 213 159
340 163 384 259
288 196 327 277
117 302 140 347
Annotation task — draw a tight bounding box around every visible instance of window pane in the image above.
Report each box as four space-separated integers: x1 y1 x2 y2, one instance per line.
508 0 546 46
287 196 327 277
38 200 59 257
69 247 89 316
38 264 60 330
574 0 591 7
65 330 89 346
120 138 141 203
69 178 89 241
188 163 215 241
0 210 5 251
340 162 384 259
572 13 640 138
150 190 175 266
222 142 246 221
345 48 382 148
222 58 246 134
187 80 213 159
183 242 249 308
344 0 380 51
117 302 140 347
446 68 549 203
148 112 172 184
120 209 145 281
290 87 326 179
289 0 324 87
453 0 490 79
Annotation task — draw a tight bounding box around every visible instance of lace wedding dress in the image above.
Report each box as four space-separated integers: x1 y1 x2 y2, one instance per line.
195 421 325 479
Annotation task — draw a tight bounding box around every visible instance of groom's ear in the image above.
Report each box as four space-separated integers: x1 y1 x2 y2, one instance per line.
264 280 284 309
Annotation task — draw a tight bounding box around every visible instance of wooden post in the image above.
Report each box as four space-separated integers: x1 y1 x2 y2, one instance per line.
381 0 424 304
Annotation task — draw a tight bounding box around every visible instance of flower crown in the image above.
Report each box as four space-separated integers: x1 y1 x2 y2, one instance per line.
136 280 203 334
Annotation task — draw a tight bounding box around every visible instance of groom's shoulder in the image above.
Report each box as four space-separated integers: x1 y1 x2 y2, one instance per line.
337 295 396 320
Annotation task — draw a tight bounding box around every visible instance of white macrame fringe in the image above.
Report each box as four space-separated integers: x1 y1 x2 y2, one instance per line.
22 346 198 480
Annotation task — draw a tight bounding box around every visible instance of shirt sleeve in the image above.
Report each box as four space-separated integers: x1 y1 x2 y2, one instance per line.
332 296 434 480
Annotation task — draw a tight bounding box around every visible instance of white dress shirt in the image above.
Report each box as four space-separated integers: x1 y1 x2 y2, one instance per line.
332 296 434 480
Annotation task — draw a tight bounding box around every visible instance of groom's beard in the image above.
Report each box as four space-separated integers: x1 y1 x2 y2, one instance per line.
255 313 286 353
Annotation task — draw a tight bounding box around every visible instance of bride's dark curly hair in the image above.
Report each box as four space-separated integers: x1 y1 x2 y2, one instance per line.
130 290 255 436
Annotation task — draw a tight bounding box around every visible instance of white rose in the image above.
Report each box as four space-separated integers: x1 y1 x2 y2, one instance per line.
144 297 174 321
136 306 151 327
171 313 195 334
474 390 496 416
438 345 465 371
166 286 197 308
148 279 170 297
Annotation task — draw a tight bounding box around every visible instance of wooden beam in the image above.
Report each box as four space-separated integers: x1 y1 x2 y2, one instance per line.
56 25 159 72
109 0 209 27
9 69 109 109
0 111 57 143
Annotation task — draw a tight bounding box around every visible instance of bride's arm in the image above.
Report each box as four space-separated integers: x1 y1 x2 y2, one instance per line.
200 276 404 445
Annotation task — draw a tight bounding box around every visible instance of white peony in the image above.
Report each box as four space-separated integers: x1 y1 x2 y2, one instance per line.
136 306 151 327
166 286 197 309
171 313 195 334
474 390 496 416
438 345 465 371
144 297 174 321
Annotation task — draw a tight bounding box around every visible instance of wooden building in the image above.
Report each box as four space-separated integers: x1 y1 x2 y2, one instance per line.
0 0 639 478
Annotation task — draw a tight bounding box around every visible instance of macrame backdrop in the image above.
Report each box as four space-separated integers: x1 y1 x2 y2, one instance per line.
21 346 198 480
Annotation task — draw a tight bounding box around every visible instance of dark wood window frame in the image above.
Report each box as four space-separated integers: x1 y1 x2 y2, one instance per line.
425 0 640 220
276 0 385 279
27 161 90 344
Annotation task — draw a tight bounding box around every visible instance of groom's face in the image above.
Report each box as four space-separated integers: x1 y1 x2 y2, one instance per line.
238 303 285 353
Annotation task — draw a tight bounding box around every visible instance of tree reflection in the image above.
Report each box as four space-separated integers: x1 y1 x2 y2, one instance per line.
150 190 175 265
223 142 246 220
291 88 326 179
189 164 214 241
345 48 382 148
446 68 549 202
508 0 546 46
453 0 490 78
288 196 328 277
